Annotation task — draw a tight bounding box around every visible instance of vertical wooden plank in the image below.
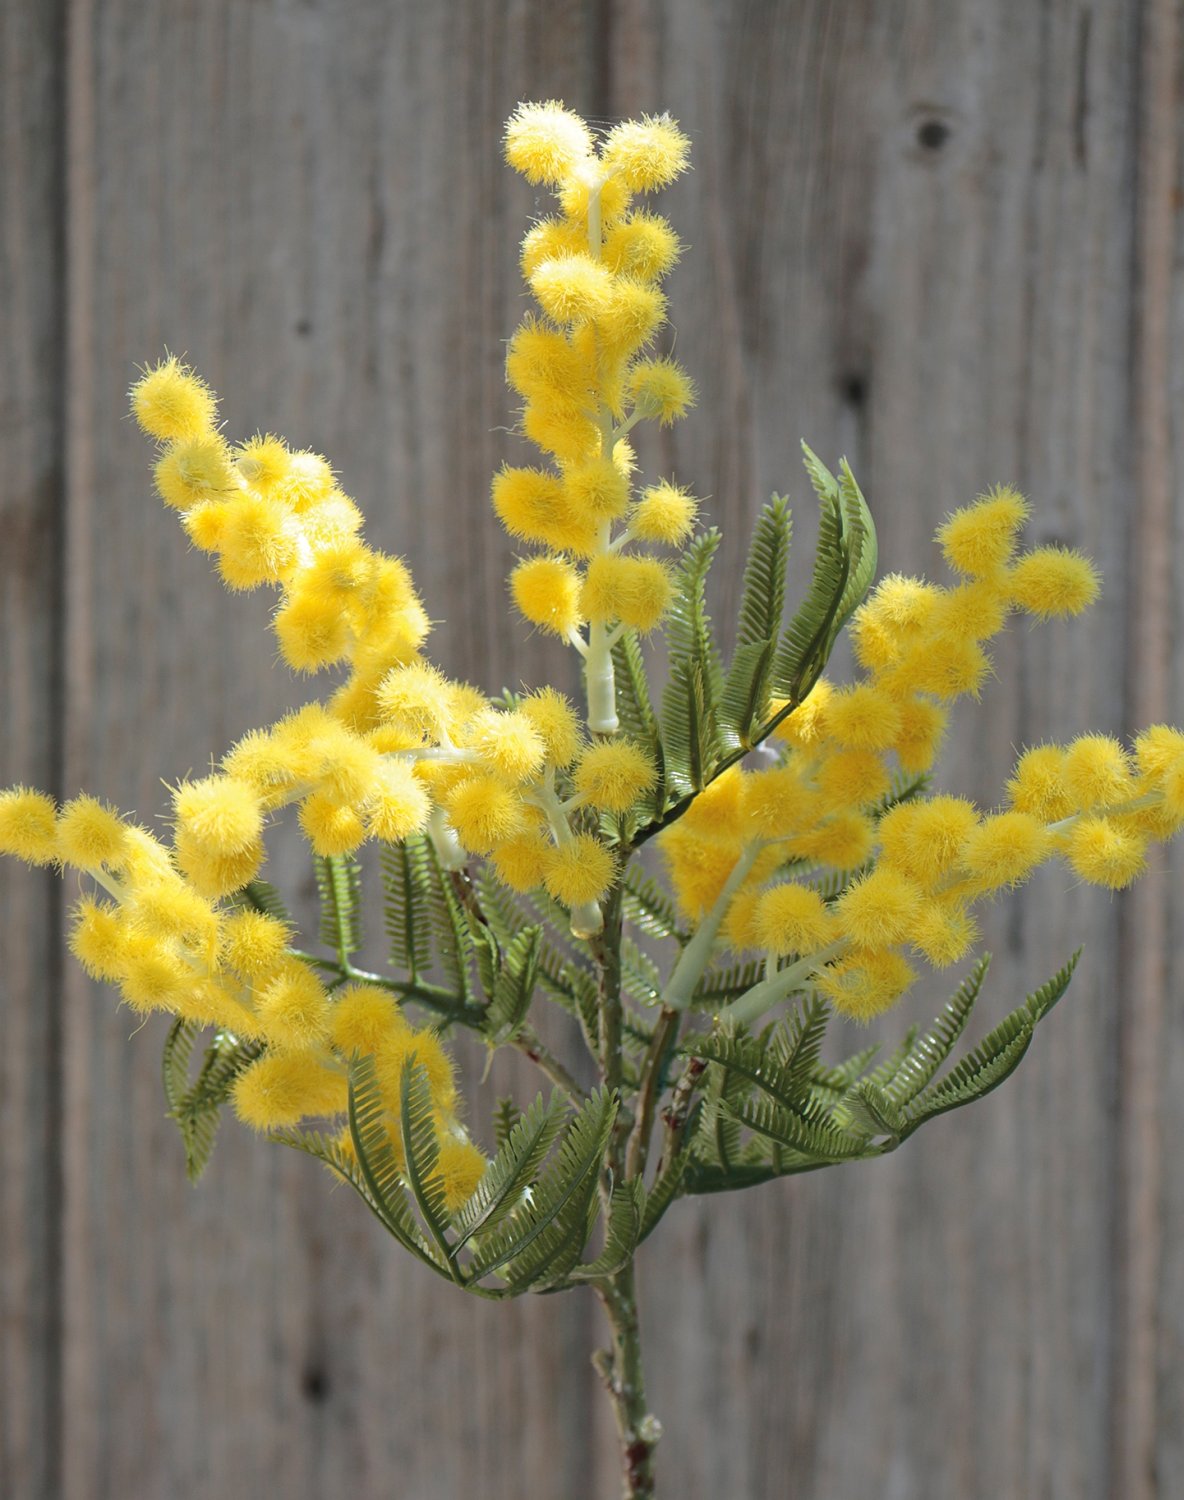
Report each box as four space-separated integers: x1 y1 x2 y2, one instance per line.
59 3 604 1497
601 1 1165 1496
0 6 64 1498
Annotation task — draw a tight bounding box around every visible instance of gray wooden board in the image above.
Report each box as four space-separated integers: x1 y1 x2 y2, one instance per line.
1 0 1182 1496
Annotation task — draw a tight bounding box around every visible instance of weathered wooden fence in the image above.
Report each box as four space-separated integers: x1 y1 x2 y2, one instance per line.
3 2 1183 1496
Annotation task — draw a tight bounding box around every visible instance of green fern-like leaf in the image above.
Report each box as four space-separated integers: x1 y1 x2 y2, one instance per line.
882 957 990 1107
453 1092 569 1249
398 1060 457 1269
567 1179 646 1282
237 879 292 925
483 926 543 1047
316 853 363 959
380 836 435 981
720 496 793 745
164 1025 263 1183
622 866 688 944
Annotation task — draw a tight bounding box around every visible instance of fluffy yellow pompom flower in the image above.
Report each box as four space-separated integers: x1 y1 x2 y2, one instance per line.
573 740 656 811
603 211 682 280
959 811 1051 890
1007 745 1074 820
630 481 698 545
1008 546 1100 618
221 909 290 978
511 556 584 636
130 356 217 442
433 1138 488 1213
376 662 455 740
68 897 127 980
906 632 992 702
493 465 598 555
55 795 127 870
740 767 816 837
600 278 667 357
773 680 833 747
0 788 59 864
817 949 916 1022
936 487 1030 576
1065 816 1146 888
627 357 696 425
153 433 236 511
298 792 366 857
366 761 432 842
814 750 891 812
256 963 331 1050
1062 735 1133 810
825 684 903 751
278 450 335 511
473 710 547 783
601 113 691 191
376 1027 457 1112
910 900 979 967
174 833 265 900
491 829 555 892
754 884 834 956
174 775 263 858
505 318 592 400
216 494 298 590
520 687 583 767
835 867 922 947
117 941 194 1014
891 795 979 884
792 810 874 871
129 881 218 951
504 100 593 186
233 1051 348 1130
329 984 409 1056
530 255 614 325
446 775 525 854
235 434 291 494
545 833 615 906
580 554 671 631
563 458 631 521
520 218 588 278
892 698 948 774
273 589 353 671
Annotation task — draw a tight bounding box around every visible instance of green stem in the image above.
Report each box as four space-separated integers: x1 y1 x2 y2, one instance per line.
625 1005 680 1179
662 841 763 1010
594 1261 660 1500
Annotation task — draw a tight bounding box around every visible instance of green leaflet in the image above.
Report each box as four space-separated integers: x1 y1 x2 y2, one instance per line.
162 1023 264 1183
315 854 363 959
483 925 543 1046
621 866 688 945
882 957 991 1107
660 533 725 795
720 496 793 745
380 836 435 981
638 1145 691 1241
567 1180 646 1282
453 1092 569 1249
398 1060 457 1270
238 879 292 925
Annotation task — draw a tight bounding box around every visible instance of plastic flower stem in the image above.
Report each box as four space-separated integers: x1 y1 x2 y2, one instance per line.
662 841 765 1011
719 938 849 1028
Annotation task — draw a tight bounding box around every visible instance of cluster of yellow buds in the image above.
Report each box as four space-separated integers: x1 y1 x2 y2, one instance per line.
661 490 1184 1022
497 101 697 731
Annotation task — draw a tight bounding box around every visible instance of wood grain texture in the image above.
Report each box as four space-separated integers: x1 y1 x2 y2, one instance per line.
2 0 1182 1496
0 6 65 1498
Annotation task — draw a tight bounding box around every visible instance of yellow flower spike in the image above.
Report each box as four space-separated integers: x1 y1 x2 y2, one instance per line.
0 787 59 865
273 587 354 672
365 761 431 843
491 829 555 892
234 434 292 495
129 356 217 443
825 684 903 751
329 984 409 1057
529 255 615 325
814 750 892 812
602 211 682 281
959 811 1052 891
627 357 696 425
754 884 835 956
216 494 300 591
910 899 980 968
572 740 657 812
600 113 692 192
153 433 237 512
891 697 948 774
232 1051 349 1131
818 949 916 1022
492 465 598 554
544 833 615 907
520 217 588 277
1065 816 1147 888
68 896 128 981
511 556 584 637
740 766 817 839
181 498 232 552
298 792 366 857
505 318 593 403
520 687 583 767
599 277 667 359
630 481 698 546
790 811 874 872
277 450 335 512
1062 734 1134 810
1006 745 1075 820
432 1137 488 1214
221 909 291 979
562 458 631 521
1008 546 1101 618
503 100 594 186
473 710 547 784
57 794 129 871
255 962 332 1050
936 487 1030 577
445 775 526 854
174 775 264 859
835 867 923 947
375 662 456 741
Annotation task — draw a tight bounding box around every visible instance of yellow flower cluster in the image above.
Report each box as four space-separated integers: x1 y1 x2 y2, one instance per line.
661 491 1184 1022
499 102 697 731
